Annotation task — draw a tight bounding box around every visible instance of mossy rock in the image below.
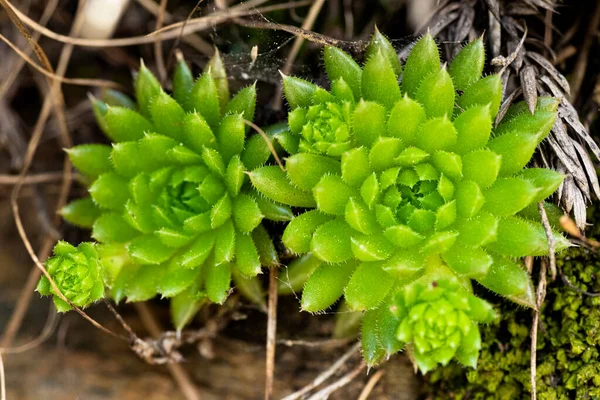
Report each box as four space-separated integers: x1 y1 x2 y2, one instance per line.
423 205 600 399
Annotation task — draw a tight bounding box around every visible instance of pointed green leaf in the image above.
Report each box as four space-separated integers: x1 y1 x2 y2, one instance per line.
449 38 485 91
341 147 371 187
457 74 502 118
249 166 316 207
483 177 539 216
311 218 354 263
362 49 401 110
387 95 427 145
462 149 502 188
324 46 362 99
442 244 492 277
60 197 101 228
206 261 232 304
282 74 317 109
345 262 394 310
104 106 153 142
191 71 220 129
286 153 341 191
235 233 261 276
403 33 440 97
282 210 332 254
353 100 386 147
67 144 112 178
173 59 194 112
416 67 455 118
301 260 357 312
135 63 161 117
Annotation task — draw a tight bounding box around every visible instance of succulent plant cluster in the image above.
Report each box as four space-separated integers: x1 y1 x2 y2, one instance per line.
250 31 569 371
36 29 571 374
36 241 104 312
53 54 290 326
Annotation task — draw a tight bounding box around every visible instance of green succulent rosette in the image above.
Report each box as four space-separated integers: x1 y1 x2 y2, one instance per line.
62 53 289 328
36 241 104 312
251 31 570 370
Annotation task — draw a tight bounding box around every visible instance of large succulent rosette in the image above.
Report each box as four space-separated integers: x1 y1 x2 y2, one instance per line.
251 32 570 371
36 241 104 312
61 54 290 328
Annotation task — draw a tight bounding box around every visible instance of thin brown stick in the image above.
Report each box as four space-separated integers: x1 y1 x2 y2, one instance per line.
134 303 201 400
0 351 5 400
2 0 123 344
307 361 366 400
538 202 556 281
244 119 285 171
0 304 59 355
265 267 279 400
559 267 600 297
154 0 169 83
281 341 361 400
0 171 81 185
235 18 364 53
272 0 327 110
531 260 547 400
0 0 58 100
0 33 122 89
570 0 600 100
4 0 310 47
136 0 212 56
357 369 385 400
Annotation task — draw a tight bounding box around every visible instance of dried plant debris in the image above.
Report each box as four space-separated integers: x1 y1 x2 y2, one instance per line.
422 0 600 230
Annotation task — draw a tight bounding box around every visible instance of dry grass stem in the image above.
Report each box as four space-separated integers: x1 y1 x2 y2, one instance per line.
265 267 279 400
357 369 385 400
307 361 366 400
3 0 310 47
134 303 202 400
281 341 361 400
244 119 285 171
531 260 548 400
538 202 557 280
272 0 326 110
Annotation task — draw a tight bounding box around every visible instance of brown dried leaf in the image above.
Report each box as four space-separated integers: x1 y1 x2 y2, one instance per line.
572 140 600 199
528 52 571 94
551 119 579 164
547 136 590 199
495 87 522 126
520 65 538 113
452 6 475 43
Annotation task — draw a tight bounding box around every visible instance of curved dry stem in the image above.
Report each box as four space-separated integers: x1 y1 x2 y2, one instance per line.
243 119 285 171
0 33 123 89
4 0 310 47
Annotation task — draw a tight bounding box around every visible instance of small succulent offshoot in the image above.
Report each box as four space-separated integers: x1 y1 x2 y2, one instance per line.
36 241 104 312
250 30 570 372
58 53 289 329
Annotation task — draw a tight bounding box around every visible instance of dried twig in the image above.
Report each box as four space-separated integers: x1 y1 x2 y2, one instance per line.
307 361 366 400
244 119 285 171
0 33 122 89
559 267 600 297
265 268 279 400
538 202 557 280
134 303 202 400
0 171 81 185
272 0 327 110
4 0 310 47
281 341 361 400
0 351 5 400
531 260 548 400
153 0 169 83
357 369 385 400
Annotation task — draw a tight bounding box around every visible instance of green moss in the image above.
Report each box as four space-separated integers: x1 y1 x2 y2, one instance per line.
423 206 600 399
